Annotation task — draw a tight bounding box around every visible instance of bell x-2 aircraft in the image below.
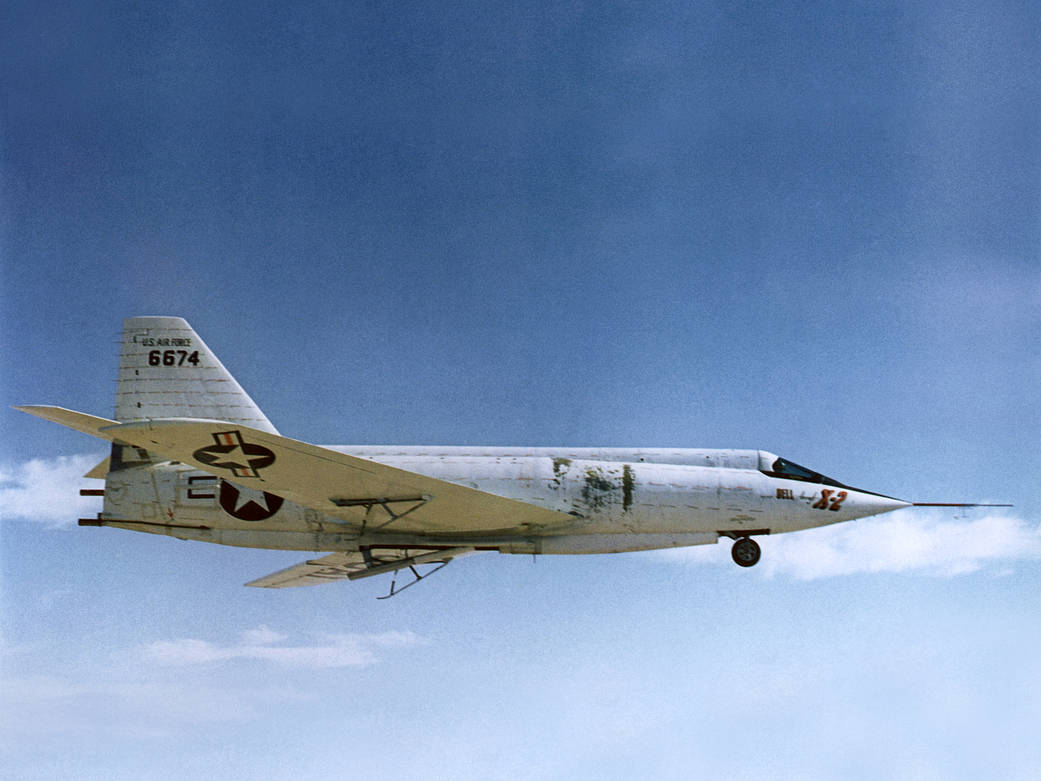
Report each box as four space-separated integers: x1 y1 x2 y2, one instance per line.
17 317 996 597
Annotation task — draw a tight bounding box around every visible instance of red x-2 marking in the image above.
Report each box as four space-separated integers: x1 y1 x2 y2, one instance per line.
812 488 848 511
192 430 276 479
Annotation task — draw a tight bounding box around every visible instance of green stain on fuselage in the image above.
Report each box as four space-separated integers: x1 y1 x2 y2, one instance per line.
622 464 634 512
581 466 615 511
551 457 572 489
552 457 572 477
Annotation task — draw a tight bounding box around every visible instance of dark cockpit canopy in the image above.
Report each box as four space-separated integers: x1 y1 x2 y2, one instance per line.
756 450 901 500
757 451 852 490
770 457 823 482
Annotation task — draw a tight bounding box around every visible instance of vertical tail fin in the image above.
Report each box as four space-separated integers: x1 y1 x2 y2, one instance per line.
115 316 278 433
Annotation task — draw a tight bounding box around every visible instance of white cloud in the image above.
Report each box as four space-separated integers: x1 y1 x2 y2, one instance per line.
143 626 428 668
0 454 106 526
240 624 288 646
0 674 306 741
1 626 429 744
659 510 1041 579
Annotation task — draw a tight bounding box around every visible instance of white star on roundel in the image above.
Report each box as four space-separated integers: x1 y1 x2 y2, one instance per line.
218 480 285 521
229 482 273 513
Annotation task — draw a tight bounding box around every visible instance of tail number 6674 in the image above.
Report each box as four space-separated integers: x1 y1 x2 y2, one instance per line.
148 349 200 367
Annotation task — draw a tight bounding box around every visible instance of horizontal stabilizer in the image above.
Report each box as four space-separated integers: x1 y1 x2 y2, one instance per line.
13 406 120 439
84 457 111 479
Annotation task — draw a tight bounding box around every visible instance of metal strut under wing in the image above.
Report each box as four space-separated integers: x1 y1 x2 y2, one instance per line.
329 494 432 531
245 547 478 597
362 547 477 600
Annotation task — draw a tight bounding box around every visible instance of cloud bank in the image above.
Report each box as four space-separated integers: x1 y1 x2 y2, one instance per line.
143 625 428 668
660 509 1041 579
0 454 106 526
1 626 430 744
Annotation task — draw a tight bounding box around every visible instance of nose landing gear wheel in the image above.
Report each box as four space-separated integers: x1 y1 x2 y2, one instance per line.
731 536 761 567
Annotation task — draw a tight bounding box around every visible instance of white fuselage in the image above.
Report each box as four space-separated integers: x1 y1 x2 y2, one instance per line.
19 316 945 582
99 446 908 554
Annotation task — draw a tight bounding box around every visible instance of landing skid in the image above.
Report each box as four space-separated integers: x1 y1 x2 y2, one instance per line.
346 546 477 599
377 560 453 600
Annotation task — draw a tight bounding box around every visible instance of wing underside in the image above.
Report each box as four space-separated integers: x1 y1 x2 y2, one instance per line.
247 547 479 591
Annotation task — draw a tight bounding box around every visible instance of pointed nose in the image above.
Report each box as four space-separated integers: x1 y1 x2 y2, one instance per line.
844 490 910 520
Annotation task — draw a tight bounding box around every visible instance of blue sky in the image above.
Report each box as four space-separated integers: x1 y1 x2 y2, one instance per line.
2 1 1040 778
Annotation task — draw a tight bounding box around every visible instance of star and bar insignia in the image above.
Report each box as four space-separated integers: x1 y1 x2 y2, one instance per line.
192 430 276 478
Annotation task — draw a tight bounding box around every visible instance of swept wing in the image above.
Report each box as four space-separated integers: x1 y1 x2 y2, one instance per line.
15 406 572 535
